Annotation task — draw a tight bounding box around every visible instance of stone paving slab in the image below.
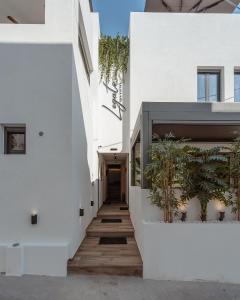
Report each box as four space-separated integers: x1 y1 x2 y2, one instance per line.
0 275 240 300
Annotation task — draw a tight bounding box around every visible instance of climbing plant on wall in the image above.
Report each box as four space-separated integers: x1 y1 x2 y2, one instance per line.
99 34 129 85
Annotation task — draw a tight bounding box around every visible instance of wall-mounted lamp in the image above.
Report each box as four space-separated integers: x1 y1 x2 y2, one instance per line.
181 211 187 222
79 208 84 217
91 201 94 207
219 211 225 222
216 202 225 222
31 211 38 225
179 204 187 222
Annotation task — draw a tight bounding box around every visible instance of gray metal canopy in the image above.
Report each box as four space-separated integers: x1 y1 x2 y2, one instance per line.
145 0 239 13
131 102 240 188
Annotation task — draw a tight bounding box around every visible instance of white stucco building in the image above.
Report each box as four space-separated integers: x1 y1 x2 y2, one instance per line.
0 0 240 283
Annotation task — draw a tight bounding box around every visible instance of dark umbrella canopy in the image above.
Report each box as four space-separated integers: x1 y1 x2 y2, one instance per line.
145 0 239 13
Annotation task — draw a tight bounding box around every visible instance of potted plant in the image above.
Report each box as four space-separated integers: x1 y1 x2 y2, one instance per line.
181 147 229 222
144 135 190 223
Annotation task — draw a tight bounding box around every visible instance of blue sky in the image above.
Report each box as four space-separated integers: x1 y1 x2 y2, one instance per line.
93 0 240 36
92 0 146 36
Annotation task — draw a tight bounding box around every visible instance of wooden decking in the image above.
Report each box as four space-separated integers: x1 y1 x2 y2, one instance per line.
68 203 143 276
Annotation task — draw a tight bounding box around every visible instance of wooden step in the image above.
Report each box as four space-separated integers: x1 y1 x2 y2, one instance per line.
86 217 134 237
68 237 143 277
97 204 130 219
68 202 142 277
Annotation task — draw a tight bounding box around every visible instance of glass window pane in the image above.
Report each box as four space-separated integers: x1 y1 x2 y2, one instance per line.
134 142 141 186
235 72 240 102
197 73 206 102
131 134 141 187
208 73 219 102
4 127 26 154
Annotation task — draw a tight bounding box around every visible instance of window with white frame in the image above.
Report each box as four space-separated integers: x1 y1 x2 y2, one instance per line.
197 70 221 102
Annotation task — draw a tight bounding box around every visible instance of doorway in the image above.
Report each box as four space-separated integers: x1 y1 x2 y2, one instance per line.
98 153 128 207
106 164 121 203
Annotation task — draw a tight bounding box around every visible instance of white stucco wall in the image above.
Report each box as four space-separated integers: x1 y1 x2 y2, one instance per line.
129 14 240 282
0 43 73 276
0 0 101 276
129 13 240 131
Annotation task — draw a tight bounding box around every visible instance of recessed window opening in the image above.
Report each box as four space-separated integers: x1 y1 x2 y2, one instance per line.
197 70 221 102
4 126 26 154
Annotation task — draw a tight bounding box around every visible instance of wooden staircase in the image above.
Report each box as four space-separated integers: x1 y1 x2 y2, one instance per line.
68 203 143 276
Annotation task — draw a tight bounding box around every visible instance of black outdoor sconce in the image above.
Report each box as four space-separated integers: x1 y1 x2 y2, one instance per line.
91 201 94 207
219 211 225 222
31 213 38 225
79 208 84 217
181 212 187 222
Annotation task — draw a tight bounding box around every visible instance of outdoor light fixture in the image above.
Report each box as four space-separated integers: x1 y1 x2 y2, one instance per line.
79 208 84 217
31 211 38 225
219 211 225 222
216 202 225 221
91 201 94 207
179 204 187 222
7 16 19 24
181 211 187 222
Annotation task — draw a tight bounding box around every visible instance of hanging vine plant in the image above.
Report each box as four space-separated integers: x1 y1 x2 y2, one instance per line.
99 34 129 85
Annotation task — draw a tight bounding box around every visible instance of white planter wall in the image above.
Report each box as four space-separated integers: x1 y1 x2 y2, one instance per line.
143 222 240 283
129 186 240 283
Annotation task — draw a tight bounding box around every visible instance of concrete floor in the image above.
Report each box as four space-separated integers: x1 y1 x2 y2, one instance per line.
0 275 240 300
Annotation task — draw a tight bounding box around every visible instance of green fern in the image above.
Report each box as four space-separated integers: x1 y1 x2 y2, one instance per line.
181 147 230 221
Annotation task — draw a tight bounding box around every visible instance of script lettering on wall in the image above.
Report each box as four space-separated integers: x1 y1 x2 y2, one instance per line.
102 81 126 121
